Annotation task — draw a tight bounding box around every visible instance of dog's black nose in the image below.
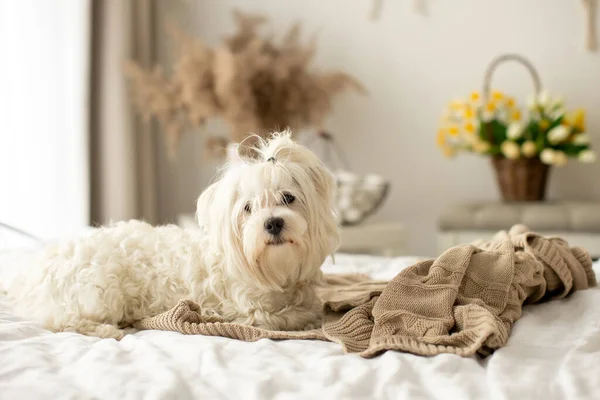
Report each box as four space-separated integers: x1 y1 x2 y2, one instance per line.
264 217 284 235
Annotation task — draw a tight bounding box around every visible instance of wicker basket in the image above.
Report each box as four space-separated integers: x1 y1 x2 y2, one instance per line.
491 156 550 201
305 131 389 226
483 54 549 202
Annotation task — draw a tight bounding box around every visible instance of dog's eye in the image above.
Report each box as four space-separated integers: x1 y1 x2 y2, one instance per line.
244 203 252 213
282 192 295 205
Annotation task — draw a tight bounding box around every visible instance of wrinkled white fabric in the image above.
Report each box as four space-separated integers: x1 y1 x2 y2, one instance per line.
1 249 599 400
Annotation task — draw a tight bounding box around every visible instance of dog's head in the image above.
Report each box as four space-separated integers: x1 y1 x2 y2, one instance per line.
196 131 340 290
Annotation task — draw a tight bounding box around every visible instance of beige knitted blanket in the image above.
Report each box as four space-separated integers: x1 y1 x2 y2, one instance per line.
135 225 597 357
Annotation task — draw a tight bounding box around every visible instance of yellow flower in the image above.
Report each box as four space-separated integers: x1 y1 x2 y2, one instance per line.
574 110 585 131
485 102 497 113
448 125 460 137
464 121 477 134
470 91 481 103
482 101 497 122
436 129 446 147
564 109 586 131
491 90 504 102
462 106 475 120
510 109 522 121
449 99 464 111
505 97 516 108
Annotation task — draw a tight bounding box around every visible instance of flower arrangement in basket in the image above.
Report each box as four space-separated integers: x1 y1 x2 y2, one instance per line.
306 131 389 226
436 54 596 201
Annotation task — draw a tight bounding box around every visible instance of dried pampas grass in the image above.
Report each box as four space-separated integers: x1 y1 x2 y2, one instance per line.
124 9 366 159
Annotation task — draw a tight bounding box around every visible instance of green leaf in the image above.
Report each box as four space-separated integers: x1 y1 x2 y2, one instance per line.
478 122 490 141
489 145 502 156
490 120 506 144
557 143 587 156
527 120 540 141
535 127 546 151
548 115 564 131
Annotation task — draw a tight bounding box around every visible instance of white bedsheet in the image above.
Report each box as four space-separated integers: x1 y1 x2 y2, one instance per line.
1 249 599 400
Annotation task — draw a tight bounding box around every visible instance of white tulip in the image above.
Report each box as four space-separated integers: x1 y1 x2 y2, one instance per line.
573 133 590 145
550 96 565 109
549 108 565 121
537 90 551 107
547 125 570 144
507 122 524 139
501 141 520 160
521 141 537 158
579 150 597 163
540 149 555 165
553 150 568 166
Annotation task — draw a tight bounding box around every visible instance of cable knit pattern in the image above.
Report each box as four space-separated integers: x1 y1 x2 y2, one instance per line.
136 225 597 358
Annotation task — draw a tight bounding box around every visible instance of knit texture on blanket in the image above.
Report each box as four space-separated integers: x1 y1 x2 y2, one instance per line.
135 225 597 357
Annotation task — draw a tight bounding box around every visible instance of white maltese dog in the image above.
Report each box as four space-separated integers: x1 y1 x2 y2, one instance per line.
6 131 340 339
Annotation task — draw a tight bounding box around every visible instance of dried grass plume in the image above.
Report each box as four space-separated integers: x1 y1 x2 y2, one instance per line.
124 10 366 159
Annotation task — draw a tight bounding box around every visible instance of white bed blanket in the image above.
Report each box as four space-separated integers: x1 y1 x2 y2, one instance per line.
1 249 599 400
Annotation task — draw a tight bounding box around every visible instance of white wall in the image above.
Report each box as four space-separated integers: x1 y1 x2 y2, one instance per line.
155 0 600 256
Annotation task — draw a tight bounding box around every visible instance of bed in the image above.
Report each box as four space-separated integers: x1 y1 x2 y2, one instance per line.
1 229 599 400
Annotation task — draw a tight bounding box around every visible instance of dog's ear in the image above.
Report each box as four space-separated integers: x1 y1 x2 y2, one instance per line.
195 181 219 231
306 159 341 256
308 161 336 204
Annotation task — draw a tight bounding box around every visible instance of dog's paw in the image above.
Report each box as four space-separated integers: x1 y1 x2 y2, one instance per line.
91 324 126 340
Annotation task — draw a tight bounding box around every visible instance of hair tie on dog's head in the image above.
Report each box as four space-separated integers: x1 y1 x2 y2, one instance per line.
266 157 276 163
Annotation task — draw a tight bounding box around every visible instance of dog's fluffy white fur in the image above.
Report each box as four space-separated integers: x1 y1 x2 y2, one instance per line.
6 132 340 339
